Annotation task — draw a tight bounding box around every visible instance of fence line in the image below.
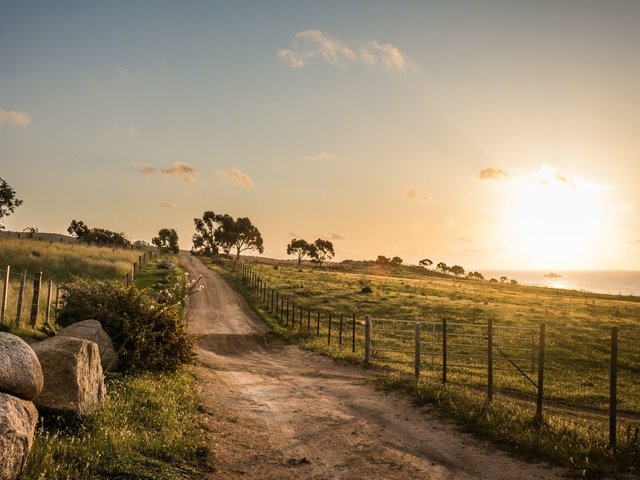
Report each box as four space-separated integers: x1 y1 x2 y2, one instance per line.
218 256 626 448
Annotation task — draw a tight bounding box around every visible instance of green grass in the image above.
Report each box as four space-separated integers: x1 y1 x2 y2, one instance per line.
210 256 640 477
22 369 209 480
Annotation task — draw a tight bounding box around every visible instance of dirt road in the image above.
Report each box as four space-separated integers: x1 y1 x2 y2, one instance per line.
180 253 566 479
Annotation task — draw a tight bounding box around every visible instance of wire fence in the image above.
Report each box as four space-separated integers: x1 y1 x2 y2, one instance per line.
217 257 634 448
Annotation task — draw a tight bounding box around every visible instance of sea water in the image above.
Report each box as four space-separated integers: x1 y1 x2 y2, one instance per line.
481 271 640 296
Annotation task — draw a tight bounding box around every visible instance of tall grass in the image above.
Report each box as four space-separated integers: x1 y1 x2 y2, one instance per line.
0 237 140 283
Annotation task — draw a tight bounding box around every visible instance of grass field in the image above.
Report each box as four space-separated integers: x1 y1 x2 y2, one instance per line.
211 257 640 477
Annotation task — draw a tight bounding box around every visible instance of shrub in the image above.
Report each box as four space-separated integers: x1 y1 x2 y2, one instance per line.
57 279 195 372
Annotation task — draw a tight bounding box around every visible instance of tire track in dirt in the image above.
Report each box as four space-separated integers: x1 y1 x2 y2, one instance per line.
180 253 567 479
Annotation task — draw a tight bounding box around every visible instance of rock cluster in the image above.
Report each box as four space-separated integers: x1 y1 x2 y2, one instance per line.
0 320 117 478
0 333 42 480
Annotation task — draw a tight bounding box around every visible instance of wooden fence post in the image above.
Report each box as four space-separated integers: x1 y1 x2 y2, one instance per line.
298 306 303 336
488 318 493 402
45 280 53 326
54 284 61 319
286 300 289 326
327 312 332 345
352 313 356 353
415 322 421 378
316 311 321 336
364 316 372 364
536 323 545 420
442 318 448 385
15 269 26 325
1 265 9 325
610 326 619 449
307 308 311 332
339 314 344 347
30 272 42 327
126 272 130 287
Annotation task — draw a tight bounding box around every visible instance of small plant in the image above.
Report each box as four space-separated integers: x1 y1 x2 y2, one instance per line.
358 276 373 294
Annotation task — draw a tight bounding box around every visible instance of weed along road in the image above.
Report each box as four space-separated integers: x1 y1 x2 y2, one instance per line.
179 253 565 480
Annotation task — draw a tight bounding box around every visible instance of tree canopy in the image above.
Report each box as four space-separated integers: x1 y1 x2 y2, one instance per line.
192 211 263 260
287 239 314 265
0 177 23 230
67 220 131 248
152 228 180 254
310 239 335 267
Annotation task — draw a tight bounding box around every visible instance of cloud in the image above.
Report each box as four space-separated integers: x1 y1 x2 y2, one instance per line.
161 201 178 209
0 107 31 126
115 66 134 81
278 30 410 72
116 124 139 137
404 187 428 201
526 164 610 192
329 233 345 240
215 168 255 188
304 152 337 162
132 161 199 183
477 168 510 181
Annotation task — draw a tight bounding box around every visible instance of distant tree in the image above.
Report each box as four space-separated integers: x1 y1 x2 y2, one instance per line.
390 256 403 267
82 228 131 248
192 211 221 256
0 177 22 230
67 220 90 238
133 240 151 250
67 220 130 248
23 227 38 238
489 278 498 283
500 276 508 283
310 239 334 268
287 239 314 265
375 255 390 265
152 228 179 254
216 216 264 260
510 279 518 285
450 265 465 277
436 262 449 274
467 271 485 280
418 258 433 269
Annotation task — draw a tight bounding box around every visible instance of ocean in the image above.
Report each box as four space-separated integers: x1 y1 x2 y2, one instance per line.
481 270 640 296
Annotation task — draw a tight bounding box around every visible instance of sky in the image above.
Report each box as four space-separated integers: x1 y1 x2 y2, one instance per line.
1 1 640 271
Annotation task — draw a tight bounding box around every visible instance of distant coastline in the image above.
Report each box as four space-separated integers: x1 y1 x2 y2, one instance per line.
482 270 640 296
543 272 562 278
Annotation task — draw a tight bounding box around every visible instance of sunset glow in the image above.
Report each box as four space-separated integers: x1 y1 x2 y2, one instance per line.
1 2 639 271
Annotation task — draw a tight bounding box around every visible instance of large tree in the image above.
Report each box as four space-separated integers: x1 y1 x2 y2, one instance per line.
0 177 23 230
152 228 179 254
192 211 220 256
216 216 264 260
67 220 130 248
450 265 465 277
287 238 314 265
310 239 335 268
67 219 90 238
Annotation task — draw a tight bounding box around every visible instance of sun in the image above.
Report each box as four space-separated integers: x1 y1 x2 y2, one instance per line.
502 165 609 270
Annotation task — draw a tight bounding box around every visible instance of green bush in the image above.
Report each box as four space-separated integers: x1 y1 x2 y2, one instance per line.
57 279 195 372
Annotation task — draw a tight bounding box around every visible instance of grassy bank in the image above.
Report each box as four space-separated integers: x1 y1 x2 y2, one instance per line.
210 257 640 477
10 244 209 479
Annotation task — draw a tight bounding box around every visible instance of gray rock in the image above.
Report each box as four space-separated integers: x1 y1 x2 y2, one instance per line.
158 260 175 270
0 332 44 401
32 336 105 417
58 319 119 371
0 392 38 480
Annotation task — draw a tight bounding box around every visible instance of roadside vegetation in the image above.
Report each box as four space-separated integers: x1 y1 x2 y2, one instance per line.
211 257 640 477
1 238 209 480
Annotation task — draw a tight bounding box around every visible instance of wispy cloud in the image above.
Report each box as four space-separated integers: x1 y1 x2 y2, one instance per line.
404 187 428 201
0 107 31 126
215 168 255 188
161 201 179 209
278 30 410 72
115 66 135 81
477 168 510 181
304 152 337 162
329 233 345 240
133 161 199 183
116 124 139 137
